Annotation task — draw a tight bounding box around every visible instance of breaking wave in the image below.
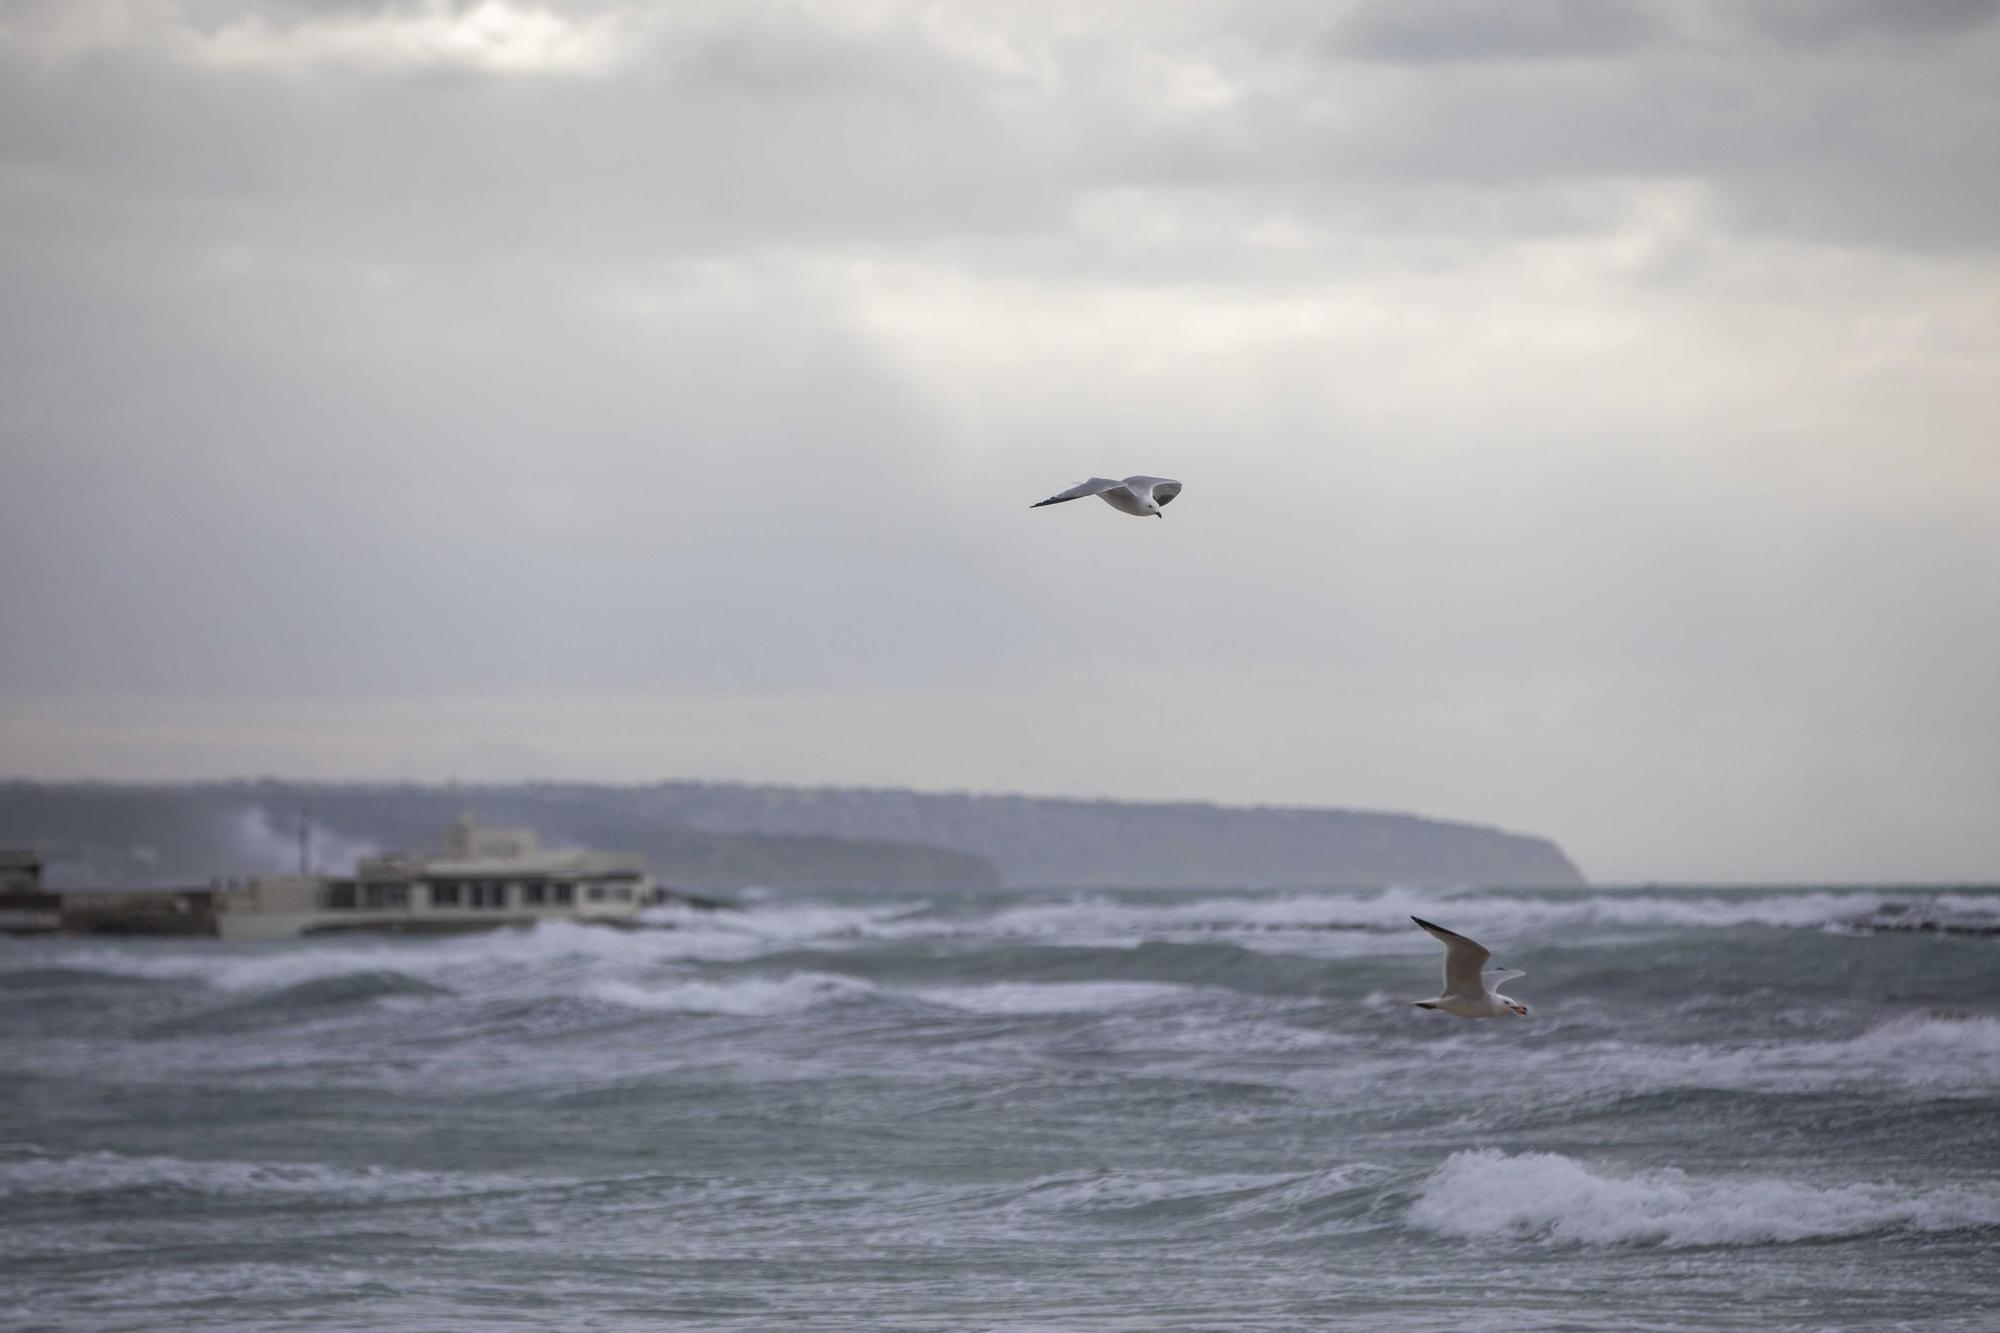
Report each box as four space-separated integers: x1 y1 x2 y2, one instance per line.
1407 1149 2000 1247
1832 1014 2000 1060
964 887 1989 944
6 888 1994 995
588 973 874 1016
1596 1015 2000 1092
912 981 1201 1015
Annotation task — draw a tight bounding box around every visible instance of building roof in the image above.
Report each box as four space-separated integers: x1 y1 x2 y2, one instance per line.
349 822 647 882
403 852 646 879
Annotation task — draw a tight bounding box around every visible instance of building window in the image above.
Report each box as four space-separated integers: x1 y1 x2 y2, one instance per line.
586 885 606 902
613 885 632 902
363 884 408 910
523 882 547 906
552 883 574 905
324 884 357 910
430 881 461 907
470 882 508 909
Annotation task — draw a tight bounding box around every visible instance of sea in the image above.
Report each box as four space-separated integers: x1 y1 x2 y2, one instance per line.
4 885 1999 1331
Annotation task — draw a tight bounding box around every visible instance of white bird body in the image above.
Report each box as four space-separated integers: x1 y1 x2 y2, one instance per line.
1032 475 1183 518
1409 916 1529 1018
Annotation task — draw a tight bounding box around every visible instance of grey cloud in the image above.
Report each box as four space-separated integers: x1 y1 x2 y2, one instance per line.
1743 0 2000 47
1329 0 1661 64
1325 0 2000 65
182 0 406 17
1284 25 2000 254
7 3 1997 266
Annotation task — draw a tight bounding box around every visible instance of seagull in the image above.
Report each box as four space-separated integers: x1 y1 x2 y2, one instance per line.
1409 916 1529 1018
1031 475 1182 518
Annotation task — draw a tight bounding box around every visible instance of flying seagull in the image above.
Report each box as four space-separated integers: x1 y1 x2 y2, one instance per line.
1031 476 1182 518
1409 916 1529 1018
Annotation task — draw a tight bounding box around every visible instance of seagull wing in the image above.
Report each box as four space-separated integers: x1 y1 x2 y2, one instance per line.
1124 476 1182 507
1032 478 1125 508
1411 916 1492 997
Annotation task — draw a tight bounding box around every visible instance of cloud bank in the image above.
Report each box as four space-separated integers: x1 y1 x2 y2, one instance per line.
3 1 1997 880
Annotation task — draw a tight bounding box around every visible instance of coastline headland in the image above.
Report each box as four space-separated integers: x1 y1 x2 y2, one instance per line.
2 780 1583 893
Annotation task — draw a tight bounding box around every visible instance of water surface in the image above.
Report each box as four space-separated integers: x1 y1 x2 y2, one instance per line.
5 885 1998 1329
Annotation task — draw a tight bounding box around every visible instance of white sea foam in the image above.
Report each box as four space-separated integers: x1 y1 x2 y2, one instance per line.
642 898 927 943
7 890 1991 1042
1593 1016 2000 1093
0 893 933 989
1932 892 2000 918
958 887 1932 949
1369 1015 2000 1107
1408 1149 2000 1247
1831 1014 2000 1061
0 927 885 1037
588 972 874 1016
912 981 1198 1015
4 919 725 992
1773 1015 2000 1087
0 902 899 998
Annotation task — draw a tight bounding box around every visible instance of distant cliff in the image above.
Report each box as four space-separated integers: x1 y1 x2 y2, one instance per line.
640 783 1584 887
1 780 1582 891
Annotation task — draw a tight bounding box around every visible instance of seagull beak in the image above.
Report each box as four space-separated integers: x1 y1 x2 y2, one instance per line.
1510 1004 1529 1016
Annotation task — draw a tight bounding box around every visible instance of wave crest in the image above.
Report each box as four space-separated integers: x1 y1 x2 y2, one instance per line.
976 887 1979 943
1408 1149 2000 1247
588 972 873 1016
912 981 1198 1015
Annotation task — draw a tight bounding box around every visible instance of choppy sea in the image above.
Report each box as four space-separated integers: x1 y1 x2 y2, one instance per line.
4 885 1999 1330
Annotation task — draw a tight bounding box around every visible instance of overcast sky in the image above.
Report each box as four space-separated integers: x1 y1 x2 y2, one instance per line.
3 0 1997 881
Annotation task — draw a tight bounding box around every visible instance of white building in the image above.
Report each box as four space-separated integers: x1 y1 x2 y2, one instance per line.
216 817 653 939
